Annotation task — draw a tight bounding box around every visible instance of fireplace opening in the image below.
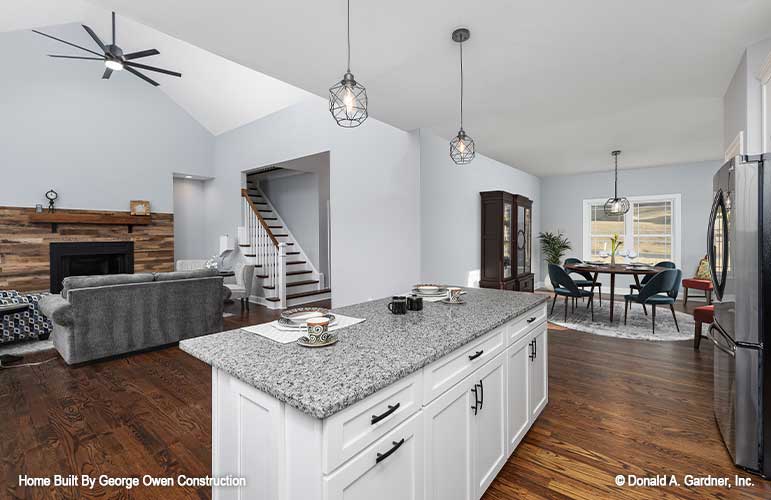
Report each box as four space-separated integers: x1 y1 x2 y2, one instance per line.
49 241 134 294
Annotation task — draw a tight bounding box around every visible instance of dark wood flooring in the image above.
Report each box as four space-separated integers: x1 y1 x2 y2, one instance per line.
2 297 769 499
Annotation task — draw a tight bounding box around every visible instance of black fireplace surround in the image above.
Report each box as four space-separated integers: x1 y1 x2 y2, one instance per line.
49 241 134 294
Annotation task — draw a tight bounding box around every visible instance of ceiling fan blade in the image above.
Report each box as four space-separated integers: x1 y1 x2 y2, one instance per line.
81 25 105 51
123 61 181 77
123 49 160 60
49 54 104 60
32 29 104 57
125 66 159 86
103 68 113 79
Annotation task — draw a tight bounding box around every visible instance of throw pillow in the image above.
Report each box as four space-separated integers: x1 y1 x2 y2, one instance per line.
695 256 711 280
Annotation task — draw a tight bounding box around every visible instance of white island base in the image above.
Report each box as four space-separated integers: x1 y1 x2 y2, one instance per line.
211 303 547 500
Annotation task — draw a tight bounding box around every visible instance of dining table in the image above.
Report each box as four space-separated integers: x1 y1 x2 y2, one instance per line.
563 262 670 322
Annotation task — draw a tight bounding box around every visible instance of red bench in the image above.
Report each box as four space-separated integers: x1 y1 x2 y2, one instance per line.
682 278 713 306
693 305 714 350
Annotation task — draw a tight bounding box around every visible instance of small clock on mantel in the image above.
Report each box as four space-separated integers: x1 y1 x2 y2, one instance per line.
45 189 58 213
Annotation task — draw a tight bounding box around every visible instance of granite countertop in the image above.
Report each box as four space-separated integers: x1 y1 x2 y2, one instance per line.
180 287 546 419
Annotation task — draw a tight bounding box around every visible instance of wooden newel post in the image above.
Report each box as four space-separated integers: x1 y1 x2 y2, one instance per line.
278 243 287 309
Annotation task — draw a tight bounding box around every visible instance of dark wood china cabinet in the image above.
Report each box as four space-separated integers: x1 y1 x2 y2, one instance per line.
480 191 534 292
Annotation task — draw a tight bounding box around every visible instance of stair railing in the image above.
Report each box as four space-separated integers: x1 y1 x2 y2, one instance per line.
241 189 286 308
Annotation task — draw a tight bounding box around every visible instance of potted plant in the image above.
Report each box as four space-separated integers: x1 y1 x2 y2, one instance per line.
538 231 572 290
609 233 622 266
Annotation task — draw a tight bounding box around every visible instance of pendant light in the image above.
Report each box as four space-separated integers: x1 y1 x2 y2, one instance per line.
449 28 475 165
329 0 368 127
604 150 630 216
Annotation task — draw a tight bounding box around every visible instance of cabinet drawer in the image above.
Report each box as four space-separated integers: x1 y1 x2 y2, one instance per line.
323 412 424 500
423 326 506 403
507 304 547 345
323 370 423 473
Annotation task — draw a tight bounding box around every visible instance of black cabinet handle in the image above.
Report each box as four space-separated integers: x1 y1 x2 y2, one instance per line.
527 317 536 323
371 403 400 425
533 338 537 359
468 350 484 361
471 386 479 415
376 438 405 464
478 379 484 410
529 341 535 361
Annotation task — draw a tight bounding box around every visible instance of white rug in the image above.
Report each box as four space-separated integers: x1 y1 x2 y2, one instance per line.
548 299 694 342
0 339 54 356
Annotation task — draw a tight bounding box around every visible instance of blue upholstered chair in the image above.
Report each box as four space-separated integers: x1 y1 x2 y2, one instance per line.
563 258 602 307
629 261 676 315
549 264 595 321
624 269 681 334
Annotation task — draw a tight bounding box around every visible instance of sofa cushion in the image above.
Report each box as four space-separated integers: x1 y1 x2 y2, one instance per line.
62 273 155 299
153 269 218 281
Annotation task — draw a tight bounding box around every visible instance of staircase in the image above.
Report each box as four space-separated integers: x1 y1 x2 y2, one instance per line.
239 181 331 309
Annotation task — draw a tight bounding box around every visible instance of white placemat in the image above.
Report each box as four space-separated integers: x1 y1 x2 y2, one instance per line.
241 314 366 344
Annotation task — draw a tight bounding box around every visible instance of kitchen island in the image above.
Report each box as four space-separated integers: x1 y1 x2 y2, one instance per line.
181 287 547 500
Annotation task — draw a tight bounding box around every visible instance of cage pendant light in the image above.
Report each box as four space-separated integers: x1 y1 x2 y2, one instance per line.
329 0 368 127
604 150 630 216
449 28 475 165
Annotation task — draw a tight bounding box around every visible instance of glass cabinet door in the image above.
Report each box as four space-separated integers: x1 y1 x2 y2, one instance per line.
524 207 531 274
516 205 525 275
503 203 512 279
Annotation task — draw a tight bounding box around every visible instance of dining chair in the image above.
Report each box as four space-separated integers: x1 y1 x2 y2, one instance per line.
549 264 595 321
628 261 676 315
225 261 255 310
624 269 679 334
563 257 602 307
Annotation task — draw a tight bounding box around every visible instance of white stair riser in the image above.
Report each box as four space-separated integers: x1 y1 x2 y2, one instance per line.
287 292 332 308
285 282 321 295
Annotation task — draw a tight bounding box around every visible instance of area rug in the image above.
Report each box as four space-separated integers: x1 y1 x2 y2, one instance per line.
547 300 694 342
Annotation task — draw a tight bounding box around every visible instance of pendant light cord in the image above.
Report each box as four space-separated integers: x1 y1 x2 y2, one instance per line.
614 153 619 198
459 42 464 129
346 0 351 72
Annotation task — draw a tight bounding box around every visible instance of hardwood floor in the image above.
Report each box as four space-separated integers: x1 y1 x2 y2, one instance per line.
2 297 769 499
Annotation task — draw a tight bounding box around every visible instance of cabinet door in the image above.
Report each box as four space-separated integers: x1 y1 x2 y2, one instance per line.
506 336 531 455
472 353 507 499
503 202 513 279
528 326 548 420
324 413 424 500
424 375 475 500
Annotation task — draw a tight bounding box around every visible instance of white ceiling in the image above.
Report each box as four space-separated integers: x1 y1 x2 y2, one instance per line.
79 0 771 175
1 0 310 136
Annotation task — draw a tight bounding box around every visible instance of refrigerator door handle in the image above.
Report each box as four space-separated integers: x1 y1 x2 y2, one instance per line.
709 325 736 357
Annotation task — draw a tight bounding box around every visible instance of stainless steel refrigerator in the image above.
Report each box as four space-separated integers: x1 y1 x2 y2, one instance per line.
708 154 771 477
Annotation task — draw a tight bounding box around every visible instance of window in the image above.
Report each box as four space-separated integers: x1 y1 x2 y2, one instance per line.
582 194 681 266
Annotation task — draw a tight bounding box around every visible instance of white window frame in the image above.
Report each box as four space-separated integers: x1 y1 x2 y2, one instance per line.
582 194 682 267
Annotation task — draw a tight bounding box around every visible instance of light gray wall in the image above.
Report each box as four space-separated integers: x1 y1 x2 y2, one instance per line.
419 130 542 287
259 171 321 273
0 26 214 213
204 96 420 307
724 51 748 153
541 160 721 290
173 177 208 260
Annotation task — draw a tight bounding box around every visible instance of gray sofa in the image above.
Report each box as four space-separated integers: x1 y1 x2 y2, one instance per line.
40 269 230 365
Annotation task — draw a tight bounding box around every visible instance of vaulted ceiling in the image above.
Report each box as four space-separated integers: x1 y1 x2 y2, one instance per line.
1 0 310 136
7 1 771 175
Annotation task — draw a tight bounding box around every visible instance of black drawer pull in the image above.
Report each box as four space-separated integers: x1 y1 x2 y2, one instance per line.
376 438 405 464
371 403 400 425
471 386 479 415
527 317 537 323
468 350 484 361
478 379 484 410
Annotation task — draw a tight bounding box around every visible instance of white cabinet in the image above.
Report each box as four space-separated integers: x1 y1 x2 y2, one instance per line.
528 325 548 420
471 353 507 498
424 369 474 500
324 413 424 500
506 334 531 454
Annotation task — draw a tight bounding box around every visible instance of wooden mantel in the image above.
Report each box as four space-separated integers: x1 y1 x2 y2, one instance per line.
29 212 152 233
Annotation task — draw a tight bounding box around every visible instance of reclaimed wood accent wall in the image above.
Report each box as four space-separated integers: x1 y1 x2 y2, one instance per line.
0 206 174 292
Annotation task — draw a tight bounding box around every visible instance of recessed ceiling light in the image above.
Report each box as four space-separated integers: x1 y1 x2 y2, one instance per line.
185 175 193 179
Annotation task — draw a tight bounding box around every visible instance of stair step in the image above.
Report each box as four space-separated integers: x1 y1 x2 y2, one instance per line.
267 288 331 302
274 234 289 237
259 210 273 214
239 244 250 247
287 260 307 265
287 270 312 276
286 251 300 255
268 225 283 229
263 217 277 221
287 279 320 288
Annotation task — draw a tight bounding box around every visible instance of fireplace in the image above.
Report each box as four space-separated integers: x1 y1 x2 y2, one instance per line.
49 241 134 294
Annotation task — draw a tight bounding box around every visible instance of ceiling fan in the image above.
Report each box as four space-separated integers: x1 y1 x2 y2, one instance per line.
32 11 181 87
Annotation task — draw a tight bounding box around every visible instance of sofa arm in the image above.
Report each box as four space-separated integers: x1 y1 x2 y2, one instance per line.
222 286 232 302
39 294 74 327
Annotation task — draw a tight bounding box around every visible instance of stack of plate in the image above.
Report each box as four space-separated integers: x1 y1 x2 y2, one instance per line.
275 307 337 331
412 284 449 297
